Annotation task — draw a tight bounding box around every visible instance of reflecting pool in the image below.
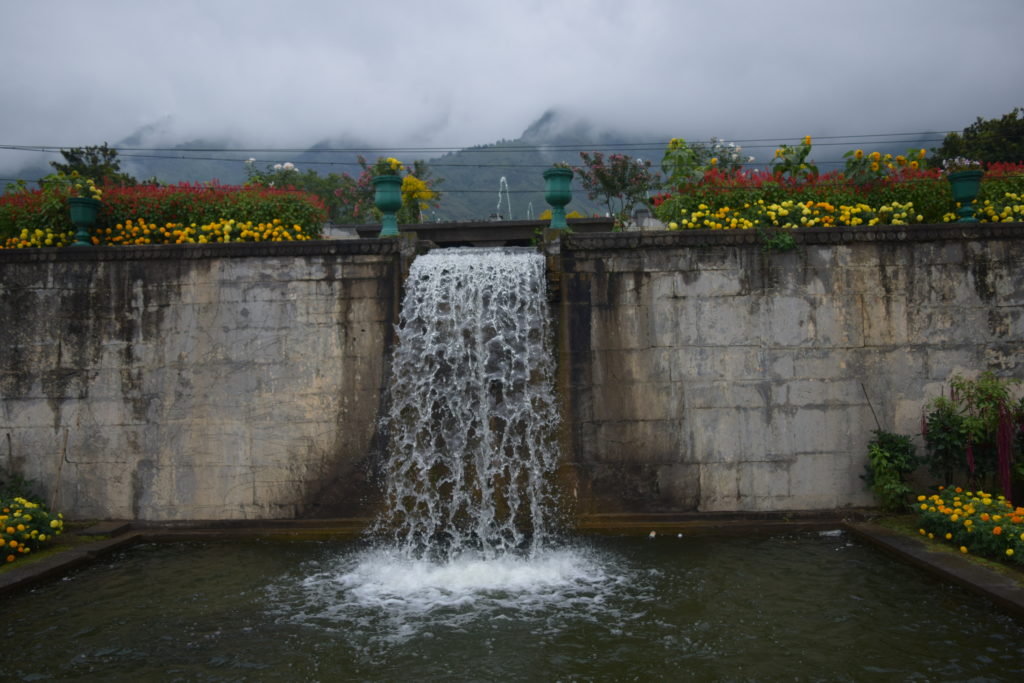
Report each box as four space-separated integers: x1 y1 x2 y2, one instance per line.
3 532 1023 681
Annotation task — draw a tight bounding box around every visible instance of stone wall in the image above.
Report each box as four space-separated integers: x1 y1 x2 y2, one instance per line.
0 241 402 520
556 224 1024 514
3 225 1022 521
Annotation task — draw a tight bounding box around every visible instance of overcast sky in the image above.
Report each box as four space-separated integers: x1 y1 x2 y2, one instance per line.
2 0 1022 177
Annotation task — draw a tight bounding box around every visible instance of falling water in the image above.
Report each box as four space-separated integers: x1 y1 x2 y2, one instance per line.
375 247 561 560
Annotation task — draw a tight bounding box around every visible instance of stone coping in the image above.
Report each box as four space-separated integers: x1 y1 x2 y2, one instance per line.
563 222 1024 251
4 223 1020 264
3 514 1023 622
0 238 402 263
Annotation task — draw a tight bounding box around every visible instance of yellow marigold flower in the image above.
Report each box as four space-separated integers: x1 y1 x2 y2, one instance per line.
919 528 926 535
710 157 718 166
803 135 811 146
854 149 864 160
945 532 953 540
870 151 881 162
870 162 880 172
1008 549 1015 557
960 546 968 553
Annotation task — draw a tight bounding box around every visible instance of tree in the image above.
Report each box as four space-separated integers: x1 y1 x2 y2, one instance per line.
50 143 136 185
931 108 1024 166
574 152 660 227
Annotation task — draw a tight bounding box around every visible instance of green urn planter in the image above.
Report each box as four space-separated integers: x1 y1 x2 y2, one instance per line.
68 197 101 246
543 167 573 230
373 175 403 237
948 170 983 223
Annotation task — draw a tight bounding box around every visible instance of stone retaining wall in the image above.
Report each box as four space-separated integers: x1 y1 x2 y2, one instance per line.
2 225 1022 520
1 241 402 520
556 224 1024 513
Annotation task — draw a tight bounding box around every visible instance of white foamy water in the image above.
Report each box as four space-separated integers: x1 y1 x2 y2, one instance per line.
269 247 604 647
376 247 561 559
269 544 642 649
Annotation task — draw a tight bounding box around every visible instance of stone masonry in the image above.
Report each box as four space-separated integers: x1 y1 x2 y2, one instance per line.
0 241 400 520
558 224 1024 514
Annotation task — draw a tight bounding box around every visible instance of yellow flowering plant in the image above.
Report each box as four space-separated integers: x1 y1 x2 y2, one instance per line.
770 135 818 181
917 487 1024 565
0 496 64 566
371 157 405 176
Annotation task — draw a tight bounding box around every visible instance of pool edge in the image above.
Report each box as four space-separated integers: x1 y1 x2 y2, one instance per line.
844 521 1024 622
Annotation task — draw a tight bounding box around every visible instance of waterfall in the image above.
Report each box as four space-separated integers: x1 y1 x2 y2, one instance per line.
376 247 561 560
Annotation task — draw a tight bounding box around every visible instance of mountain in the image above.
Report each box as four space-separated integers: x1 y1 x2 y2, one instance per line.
426 109 670 221
3 109 673 221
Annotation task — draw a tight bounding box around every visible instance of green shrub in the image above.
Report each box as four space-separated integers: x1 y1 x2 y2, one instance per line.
863 430 918 512
922 372 1024 497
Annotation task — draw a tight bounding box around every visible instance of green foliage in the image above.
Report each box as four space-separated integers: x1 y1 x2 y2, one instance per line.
864 430 918 512
842 148 929 187
0 471 42 501
932 108 1024 166
574 152 661 228
771 136 818 181
922 372 1024 491
757 228 797 253
49 143 137 186
244 160 352 222
661 137 753 188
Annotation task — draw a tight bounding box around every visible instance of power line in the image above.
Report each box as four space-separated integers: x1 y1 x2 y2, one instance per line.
0 130 958 156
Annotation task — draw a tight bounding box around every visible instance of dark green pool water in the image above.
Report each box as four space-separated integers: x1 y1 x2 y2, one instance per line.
3 531 1022 681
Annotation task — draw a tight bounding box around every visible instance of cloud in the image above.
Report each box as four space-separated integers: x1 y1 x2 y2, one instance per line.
2 0 1022 177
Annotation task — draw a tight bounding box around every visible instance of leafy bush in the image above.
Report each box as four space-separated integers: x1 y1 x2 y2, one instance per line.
1 176 327 247
863 430 918 512
575 152 661 228
922 372 1024 498
916 486 1024 565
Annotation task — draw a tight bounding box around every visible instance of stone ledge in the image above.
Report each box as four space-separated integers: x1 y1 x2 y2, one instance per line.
563 223 1024 252
0 238 402 263
0 533 144 597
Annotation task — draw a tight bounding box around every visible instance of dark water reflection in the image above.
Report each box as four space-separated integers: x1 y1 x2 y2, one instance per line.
3 532 1022 681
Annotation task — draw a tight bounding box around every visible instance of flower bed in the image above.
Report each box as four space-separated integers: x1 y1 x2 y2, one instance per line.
0 179 327 249
652 139 1024 230
1 497 64 565
917 487 1024 565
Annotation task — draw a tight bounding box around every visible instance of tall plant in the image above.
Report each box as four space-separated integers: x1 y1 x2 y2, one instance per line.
574 151 660 228
922 372 1024 499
